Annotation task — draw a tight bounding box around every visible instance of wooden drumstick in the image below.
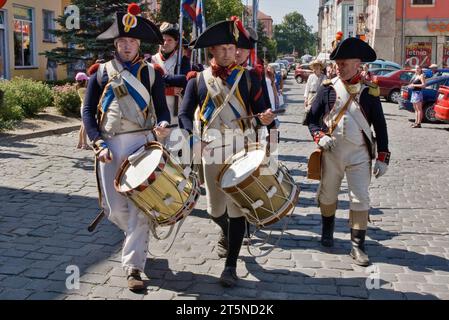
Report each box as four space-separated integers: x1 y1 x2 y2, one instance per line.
232 108 286 122
87 209 105 233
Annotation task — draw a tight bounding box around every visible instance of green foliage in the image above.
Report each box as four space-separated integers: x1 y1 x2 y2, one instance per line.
45 79 76 88
0 77 53 118
257 22 277 62
274 11 316 57
43 0 148 65
205 0 245 25
158 0 180 24
53 85 82 117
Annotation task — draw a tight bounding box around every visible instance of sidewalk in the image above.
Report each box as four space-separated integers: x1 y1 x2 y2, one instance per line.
0 107 81 142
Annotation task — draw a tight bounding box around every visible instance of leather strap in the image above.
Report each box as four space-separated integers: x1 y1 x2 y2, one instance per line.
329 94 355 135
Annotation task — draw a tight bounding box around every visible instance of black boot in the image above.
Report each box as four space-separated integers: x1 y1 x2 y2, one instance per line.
350 229 370 266
242 220 251 246
321 215 335 247
220 217 246 288
212 213 229 258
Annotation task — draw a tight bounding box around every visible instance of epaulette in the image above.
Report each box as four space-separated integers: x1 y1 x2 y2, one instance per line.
186 71 198 81
363 80 380 97
322 79 332 86
152 63 165 76
250 64 264 80
87 63 100 76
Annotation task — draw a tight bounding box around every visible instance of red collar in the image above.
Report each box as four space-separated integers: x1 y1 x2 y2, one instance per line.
343 72 363 85
211 59 237 80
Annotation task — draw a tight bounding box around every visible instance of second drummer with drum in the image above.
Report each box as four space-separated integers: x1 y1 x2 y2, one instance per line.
179 20 275 287
83 4 171 291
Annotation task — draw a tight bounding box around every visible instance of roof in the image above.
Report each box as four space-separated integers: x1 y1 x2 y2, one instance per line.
245 6 273 21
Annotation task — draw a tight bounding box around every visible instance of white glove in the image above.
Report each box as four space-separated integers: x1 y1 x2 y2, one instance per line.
373 160 388 178
318 135 336 150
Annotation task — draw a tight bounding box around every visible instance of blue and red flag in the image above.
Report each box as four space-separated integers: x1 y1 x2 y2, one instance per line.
182 0 196 21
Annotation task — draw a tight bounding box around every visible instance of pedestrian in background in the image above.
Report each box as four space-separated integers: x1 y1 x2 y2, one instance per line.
75 72 90 149
409 66 426 128
303 60 326 124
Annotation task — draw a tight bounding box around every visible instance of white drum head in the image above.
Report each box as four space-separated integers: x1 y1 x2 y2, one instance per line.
119 147 163 192
220 149 265 189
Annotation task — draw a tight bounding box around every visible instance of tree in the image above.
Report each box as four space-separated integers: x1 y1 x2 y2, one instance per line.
256 21 277 63
274 11 316 57
157 0 180 24
43 0 155 66
204 0 245 25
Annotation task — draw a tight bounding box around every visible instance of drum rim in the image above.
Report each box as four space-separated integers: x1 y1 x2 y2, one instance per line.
217 143 267 193
114 141 165 193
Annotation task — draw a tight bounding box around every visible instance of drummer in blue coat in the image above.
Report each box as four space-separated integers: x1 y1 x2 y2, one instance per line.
82 3 170 291
178 19 275 287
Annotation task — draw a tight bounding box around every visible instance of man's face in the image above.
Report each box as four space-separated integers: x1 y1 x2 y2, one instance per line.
210 44 237 67
236 47 250 65
115 37 140 62
161 34 178 54
336 58 362 81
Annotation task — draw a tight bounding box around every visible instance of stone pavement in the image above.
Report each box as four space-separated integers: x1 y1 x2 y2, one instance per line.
1 75 449 300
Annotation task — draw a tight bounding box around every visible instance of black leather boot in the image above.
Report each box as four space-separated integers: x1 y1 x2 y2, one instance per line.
350 229 370 266
212 213 229 258
321 215 335 247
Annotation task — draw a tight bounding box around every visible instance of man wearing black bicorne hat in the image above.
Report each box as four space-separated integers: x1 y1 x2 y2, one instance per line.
305 37 390 266
178 19 275 287
83 3 171 291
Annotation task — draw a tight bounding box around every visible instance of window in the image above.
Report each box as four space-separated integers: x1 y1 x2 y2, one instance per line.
348 16 354 25
411 0 434 5
399 72 414 82
43 10 56 43
13 6 34 67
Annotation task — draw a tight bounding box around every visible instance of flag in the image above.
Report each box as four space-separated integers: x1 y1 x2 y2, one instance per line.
195 0 204 32
182 0 196 21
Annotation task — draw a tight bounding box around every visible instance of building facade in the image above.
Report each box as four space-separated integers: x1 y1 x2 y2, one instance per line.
395 0 449 67
318 0 449 67
0 0 68 80
245 5 274 39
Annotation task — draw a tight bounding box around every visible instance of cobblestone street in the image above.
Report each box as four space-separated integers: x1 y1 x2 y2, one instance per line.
1 75 449 300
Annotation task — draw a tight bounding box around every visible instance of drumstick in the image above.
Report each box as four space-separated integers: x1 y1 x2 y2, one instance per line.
232 108 286 122
88 209 105 232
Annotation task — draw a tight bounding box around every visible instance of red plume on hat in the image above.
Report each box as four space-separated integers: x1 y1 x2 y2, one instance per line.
230 16 259 67
230 16 249 39
336 31 343 41
128 3 141 16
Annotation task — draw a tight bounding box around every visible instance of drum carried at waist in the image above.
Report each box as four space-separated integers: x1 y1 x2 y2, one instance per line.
217 143 300 228
114 141 200 227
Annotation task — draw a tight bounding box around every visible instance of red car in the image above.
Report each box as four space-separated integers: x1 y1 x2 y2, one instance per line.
372 69 415 104
434 85 449 123
295 64 313 84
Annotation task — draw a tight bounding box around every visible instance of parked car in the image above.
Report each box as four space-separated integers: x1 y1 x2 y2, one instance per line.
294 63 313 84
276 60 290 75
434 85 449 123
399 76 449 123
283 56 296 70
372 69 415 103
367 59 401 71
423 68 449 79
369 68 399 76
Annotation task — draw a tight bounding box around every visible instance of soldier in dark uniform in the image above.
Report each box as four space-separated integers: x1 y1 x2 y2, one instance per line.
83 3 171 291
178 20 275 287
152 22 191 126
306 37 390 266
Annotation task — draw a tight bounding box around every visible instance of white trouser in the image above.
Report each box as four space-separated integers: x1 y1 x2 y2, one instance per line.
319 138 372 211
99 132 153 273
202 143 245 219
